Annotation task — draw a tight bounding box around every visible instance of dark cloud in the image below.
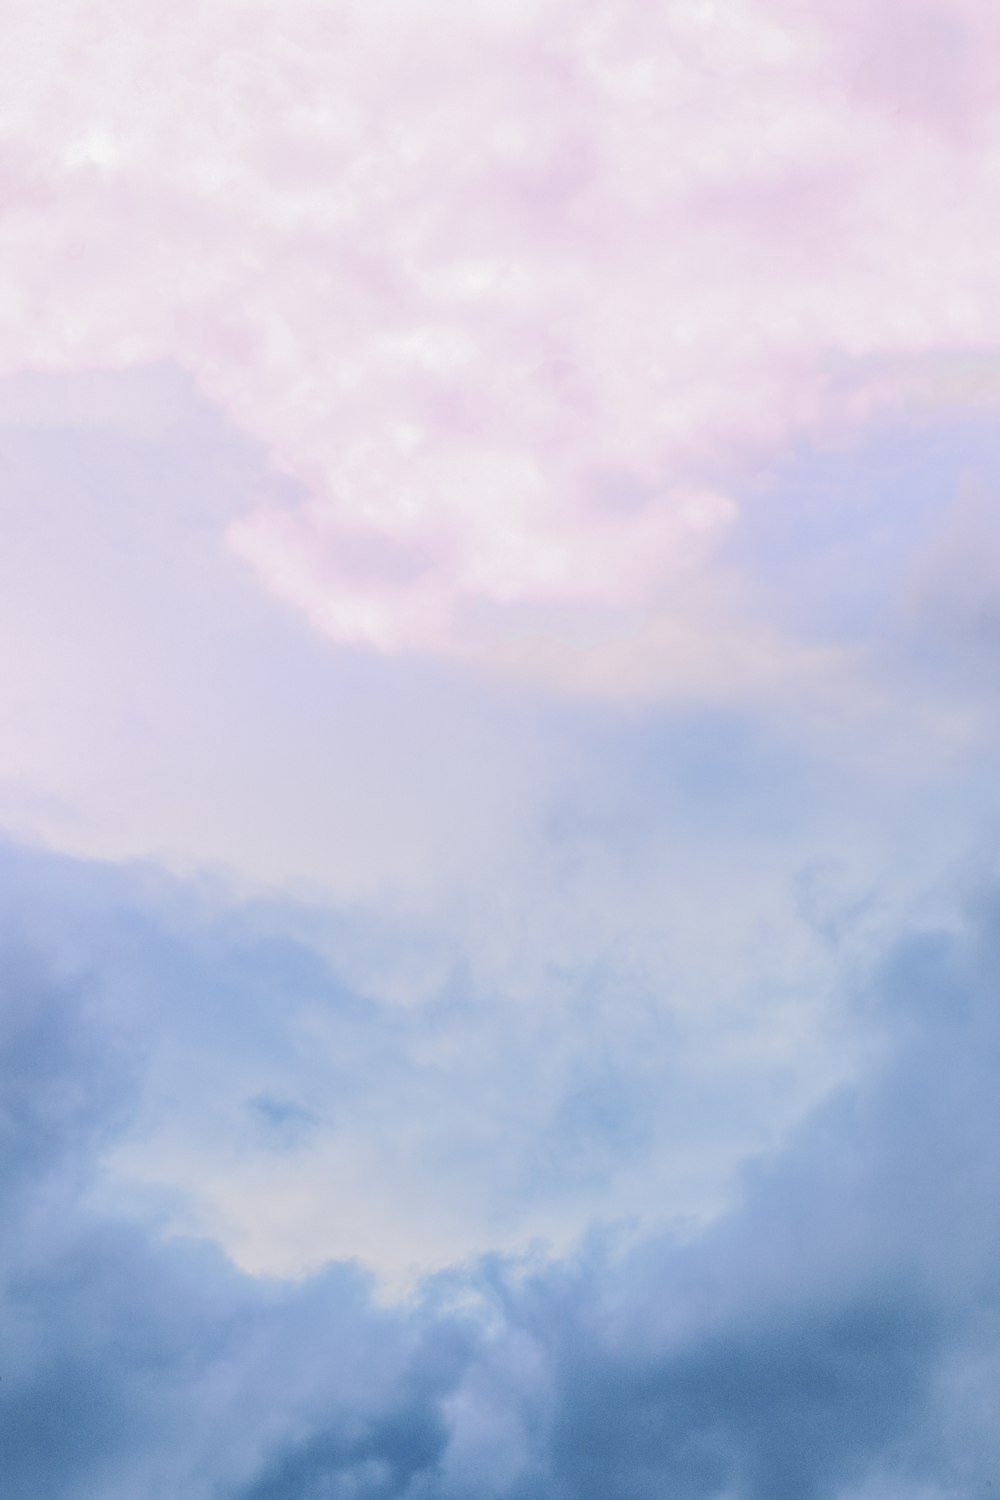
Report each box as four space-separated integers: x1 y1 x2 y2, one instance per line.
1 842 999 1498
540 1293 938 1500
238 1318 472 1500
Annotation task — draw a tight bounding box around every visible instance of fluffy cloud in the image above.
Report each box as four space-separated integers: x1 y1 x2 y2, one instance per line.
5 0 1000 690
4 7 1000 1496
3 375 995 1280
0 835 851 1286
2 365 995 1295
3 843 1000 1498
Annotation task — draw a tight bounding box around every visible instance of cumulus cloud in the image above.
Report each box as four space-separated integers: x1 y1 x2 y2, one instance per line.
0 835 853 1286
3 368 995 1279
4 0 1000 690
4 5 1000 1493
2 365 995 1294
2 842 1000 1498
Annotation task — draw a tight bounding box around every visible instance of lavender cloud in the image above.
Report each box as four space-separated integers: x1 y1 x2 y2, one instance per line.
5 1 1000 690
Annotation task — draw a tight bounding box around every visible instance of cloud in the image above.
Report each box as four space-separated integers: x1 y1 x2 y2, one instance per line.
2 844 1000 1497
4 0 1000 691
0 834 856 1287
0 374 567 902
5 7 1000 1490
1 369 995 1290
535 1295 939 1500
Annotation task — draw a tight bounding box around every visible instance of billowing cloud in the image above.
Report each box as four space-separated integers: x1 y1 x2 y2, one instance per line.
0 836 852 1286
5 0 1000 689
1 367 995 1292
4 6 1000 1495
2 843 1000 1497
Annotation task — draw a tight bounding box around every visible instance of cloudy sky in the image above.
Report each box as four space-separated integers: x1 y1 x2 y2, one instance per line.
4 0 1000 1494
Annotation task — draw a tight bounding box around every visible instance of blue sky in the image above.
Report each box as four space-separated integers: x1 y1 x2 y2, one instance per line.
5 1 1000 1495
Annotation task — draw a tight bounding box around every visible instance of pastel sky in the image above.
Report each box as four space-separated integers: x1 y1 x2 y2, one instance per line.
4 1 1000 1495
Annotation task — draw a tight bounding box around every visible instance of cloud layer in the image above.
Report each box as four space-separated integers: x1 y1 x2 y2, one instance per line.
6 0 1000 689
3 843 1000 1498
5 4 1000 1496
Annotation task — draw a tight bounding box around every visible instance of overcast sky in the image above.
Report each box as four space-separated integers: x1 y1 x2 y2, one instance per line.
3 1 1000 1496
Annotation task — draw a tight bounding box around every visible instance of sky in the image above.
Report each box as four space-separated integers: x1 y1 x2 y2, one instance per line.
3 0 1000 1495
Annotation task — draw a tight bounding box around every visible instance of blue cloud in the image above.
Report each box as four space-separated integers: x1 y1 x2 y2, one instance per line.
1 838 1000 1497
726 409 1000 647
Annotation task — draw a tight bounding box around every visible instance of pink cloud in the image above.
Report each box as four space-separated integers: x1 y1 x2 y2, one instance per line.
4 0 1000 692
